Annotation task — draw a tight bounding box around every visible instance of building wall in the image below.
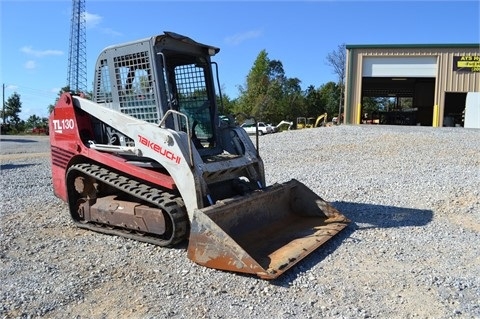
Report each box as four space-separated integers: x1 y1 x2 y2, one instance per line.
345 45 480 126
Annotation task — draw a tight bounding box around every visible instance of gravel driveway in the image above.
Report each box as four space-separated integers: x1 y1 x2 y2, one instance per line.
1 126 479 319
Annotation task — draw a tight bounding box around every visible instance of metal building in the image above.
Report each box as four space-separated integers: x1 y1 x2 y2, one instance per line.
344 44 480 127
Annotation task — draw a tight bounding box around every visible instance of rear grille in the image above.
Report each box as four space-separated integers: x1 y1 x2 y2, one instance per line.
51 146 75 169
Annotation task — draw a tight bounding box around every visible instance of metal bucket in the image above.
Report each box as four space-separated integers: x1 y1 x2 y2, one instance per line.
187 179 350 280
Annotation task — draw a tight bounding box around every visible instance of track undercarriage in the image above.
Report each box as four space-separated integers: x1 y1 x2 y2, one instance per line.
66 163 189 246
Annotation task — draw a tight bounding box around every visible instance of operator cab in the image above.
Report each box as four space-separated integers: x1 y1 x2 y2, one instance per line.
159 51 218 152
93 32 237 158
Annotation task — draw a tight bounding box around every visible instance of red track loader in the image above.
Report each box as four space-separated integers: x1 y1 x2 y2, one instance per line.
49 32 349 279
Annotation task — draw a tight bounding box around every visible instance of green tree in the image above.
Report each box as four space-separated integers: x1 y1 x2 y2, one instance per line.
41 117 49 128
2 92 22 129
236 50 308 124
281 77 303 122
318 82 341 117
217 87 237 116
304 85 326 118
263 59 287 122
237 49 271 119
25 114 42 129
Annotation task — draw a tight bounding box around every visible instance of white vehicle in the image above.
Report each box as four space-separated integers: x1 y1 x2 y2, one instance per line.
240 122 273 135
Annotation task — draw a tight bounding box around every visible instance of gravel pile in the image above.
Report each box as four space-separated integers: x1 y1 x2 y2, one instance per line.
1 126 479 319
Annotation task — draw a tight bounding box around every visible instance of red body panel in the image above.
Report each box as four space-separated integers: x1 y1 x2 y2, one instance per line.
49 93 176 202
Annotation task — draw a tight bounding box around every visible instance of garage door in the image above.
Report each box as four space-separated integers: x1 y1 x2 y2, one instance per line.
363 57 437 77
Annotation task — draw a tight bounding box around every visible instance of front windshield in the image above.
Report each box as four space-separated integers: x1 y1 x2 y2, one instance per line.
161 52 217 150
174 63 213 147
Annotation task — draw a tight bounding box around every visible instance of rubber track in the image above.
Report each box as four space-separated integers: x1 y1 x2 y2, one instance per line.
69 163 189 247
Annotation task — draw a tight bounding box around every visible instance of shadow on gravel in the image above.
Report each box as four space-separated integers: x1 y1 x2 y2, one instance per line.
0 138 39 143
0 163 39 170
269 201 433 286
332 201 433 229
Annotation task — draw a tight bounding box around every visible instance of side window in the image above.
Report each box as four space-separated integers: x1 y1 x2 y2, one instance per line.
94 59 113 103
113 52 158 123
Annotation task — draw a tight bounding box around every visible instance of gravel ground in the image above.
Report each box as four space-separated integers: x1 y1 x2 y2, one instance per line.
1 125 479 319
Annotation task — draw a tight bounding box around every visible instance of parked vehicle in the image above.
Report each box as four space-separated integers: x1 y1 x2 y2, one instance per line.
240 122 273 135
266 123 277 133
296 113 328 129
276 120 293 131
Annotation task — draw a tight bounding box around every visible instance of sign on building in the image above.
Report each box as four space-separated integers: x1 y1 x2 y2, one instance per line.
453 56 480 72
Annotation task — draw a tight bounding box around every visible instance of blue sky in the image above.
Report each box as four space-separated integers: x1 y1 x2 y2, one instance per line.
1 1 479 120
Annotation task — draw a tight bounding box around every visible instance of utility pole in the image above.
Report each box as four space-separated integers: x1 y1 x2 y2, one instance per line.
2 83 5 125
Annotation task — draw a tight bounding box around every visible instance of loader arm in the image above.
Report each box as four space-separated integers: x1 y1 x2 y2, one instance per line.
67 95 264 217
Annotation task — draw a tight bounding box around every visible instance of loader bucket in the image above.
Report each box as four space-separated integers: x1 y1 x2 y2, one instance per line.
187 179 350 280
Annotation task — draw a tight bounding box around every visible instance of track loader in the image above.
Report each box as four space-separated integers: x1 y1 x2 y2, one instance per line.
49 32 349 280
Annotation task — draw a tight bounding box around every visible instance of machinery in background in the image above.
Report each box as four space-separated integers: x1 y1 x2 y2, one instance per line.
297 113 328 129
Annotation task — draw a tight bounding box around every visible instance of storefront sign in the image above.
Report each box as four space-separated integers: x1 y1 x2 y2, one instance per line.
453 56 480 72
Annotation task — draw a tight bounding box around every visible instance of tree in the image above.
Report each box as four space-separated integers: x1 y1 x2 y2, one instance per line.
235 50 308 124
281 77 303 122
237 49 271 119
25 114 43 129
2 92 22 129
318 82 341 117
217 86 237 116
304 85 323 118
326 43 346 123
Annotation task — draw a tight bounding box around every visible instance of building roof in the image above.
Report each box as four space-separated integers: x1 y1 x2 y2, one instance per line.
346 43 480 49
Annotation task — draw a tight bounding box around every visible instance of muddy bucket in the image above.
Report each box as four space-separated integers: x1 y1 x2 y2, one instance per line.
187 179 350 279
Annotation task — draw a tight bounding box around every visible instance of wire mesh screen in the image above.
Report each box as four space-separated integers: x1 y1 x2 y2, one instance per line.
114 52 159 123
175 64 212 140
94 59 113 104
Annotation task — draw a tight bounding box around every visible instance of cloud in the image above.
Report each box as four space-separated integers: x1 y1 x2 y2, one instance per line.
101 27 123 37
83 11 122 37
21 46 63 57
6 85 18 91
84 11 102 29
225 30 263 46
24 60 36 69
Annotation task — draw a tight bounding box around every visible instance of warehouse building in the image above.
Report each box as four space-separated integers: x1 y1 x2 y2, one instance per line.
344 44 480 127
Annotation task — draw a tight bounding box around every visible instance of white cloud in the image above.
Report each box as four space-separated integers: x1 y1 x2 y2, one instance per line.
83 11 121 37
101 27 123 37
24 60 36 69
6 85 18 90
21 46 63 57
84 11 102 29
225 30 263 46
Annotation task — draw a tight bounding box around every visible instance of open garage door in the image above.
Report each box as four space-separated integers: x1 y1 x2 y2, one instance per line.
360 57 436 126
444 92 467 127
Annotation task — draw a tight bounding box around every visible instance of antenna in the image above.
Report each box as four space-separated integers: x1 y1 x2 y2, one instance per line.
67 0 87 94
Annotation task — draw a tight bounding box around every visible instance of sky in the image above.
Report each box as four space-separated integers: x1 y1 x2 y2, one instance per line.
1 0 479 121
